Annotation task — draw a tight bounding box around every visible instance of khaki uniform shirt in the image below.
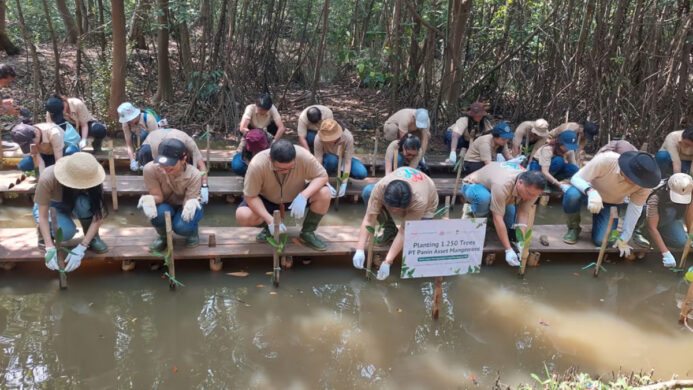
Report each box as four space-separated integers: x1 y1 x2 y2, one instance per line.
548 122 584 139
314 129 356 168
513 121 547 152
578 151 651 205
244 146 327 205
35 123 65 156
660 130 693 162
143 129 203 167
384 140 419 170
242 104 282 130
122 112 159 140
143 162 202 206
597 140 638 155
464 134 510 163
450 116 493 140
64 98 95 127
34 166 63 204
366 167 438 221
297 105 333 137
384 109 430 167
463 162 533 216
532 144 576 168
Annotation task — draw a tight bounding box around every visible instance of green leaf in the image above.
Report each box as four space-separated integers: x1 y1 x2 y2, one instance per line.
164 272 185 287
609 230 620 241
266 236 279 248
55 227 64 244
515 229 524 243
433 206 450 219
454 159 462 171
366 226 375 234
339 172 350 181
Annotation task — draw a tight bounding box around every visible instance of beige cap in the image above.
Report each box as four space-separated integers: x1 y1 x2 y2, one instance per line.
54 152 105 189
318 119 343 143
668 173 693 204
531 119 549 137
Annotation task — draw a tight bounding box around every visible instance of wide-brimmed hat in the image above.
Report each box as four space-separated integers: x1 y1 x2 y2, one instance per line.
54 152 105 189
532 119 549 137
318 119 343 142
557 130 579 151
156 138 187 167
117 102 140 124
618 151 661 189
667 173 693 204
415 108 429 129
245 129 269 154
11 123 36 153
467 102 487 117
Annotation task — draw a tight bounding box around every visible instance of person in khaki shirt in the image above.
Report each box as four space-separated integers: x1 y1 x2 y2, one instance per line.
58 96 108 152
235 139 331 251
462 163 546 267
512 119 549 157
297 105 333 151
383 108 430 167
239 93 287 140
138 139 204 250
656 128 693 176
444 102 493 164
463 122 516 175
548 120 599 155
118 102 161 171
597 139 638 155
528 130 579 190
12 122 78 173
314 119 368 198
562 151 661 252
361 134 423 205
352 167 439 280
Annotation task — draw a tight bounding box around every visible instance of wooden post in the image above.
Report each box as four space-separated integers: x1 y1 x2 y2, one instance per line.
108 150 118 211
335 145 344 211
433 196 451 320
679 220 693 269
164 211 176 289
205 124 211 169
272 210 281 287
49 207 68 289
365 229 375 280
679 280 693 324
371 127 379 176
30 144 40 176
594 207 618 277
136 133 141 149
450 152 465 210
519 203 538 276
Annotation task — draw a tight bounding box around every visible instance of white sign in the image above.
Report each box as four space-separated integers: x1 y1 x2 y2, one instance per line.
401 218 486 279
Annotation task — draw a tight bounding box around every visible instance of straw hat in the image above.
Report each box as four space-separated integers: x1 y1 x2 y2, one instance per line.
318 119 343 142
54 152 105 189
531 119 549 137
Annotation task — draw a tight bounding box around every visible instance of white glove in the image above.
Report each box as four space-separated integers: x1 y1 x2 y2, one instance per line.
337 181 347 198
377 262 391 280
79 139 87 149
200 186 209 204
327 183 337 198
505 249 521 267
137 195 158 219
353 249 365 269
268 222 287 234
560 183 571 193
289 193 308 219
507 155 527 165
157 118 168 127
182 198 201 222
613 239 632 257
45 247 59 271
64 244 87 272
448 151 457 164
130 159 140 172
662 251 676 268
587 190 603 214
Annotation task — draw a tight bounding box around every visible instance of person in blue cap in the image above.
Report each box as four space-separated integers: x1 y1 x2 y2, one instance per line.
462 121 523 175
528 130 580 191
383 108 430 168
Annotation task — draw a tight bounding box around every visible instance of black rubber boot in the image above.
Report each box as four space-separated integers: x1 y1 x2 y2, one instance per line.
79 218 109 253
149 227 167 252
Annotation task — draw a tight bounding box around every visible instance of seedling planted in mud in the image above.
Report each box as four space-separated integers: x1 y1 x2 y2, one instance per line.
150 246 185 287
266 234 289 255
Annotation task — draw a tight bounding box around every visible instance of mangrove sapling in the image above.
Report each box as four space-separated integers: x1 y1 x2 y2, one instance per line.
149 245 185 288
364 224 382 280
268 210 286 287
49 207 70 289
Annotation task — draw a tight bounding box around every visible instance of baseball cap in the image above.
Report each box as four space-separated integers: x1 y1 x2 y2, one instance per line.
491 121 514 140
415 108 429 129
558 130 579 151
668 173 693 204
45 96 64 116
156 138 186 166
245 129 269 154
11 123 36 153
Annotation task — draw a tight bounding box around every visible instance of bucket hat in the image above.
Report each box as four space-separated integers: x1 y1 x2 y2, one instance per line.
618 151 661 189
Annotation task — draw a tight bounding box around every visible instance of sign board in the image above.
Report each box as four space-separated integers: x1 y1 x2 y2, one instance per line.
401 218 486 279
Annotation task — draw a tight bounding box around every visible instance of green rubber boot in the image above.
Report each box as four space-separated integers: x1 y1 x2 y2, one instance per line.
256 223 271 243
375 210 398 245
563 213 582 244
149 227 167 252
185 229 200 248
299 210 327 251
79 218 109 254
92 138 103 153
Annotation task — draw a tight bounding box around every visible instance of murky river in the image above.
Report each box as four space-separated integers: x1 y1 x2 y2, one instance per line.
1 198 692 388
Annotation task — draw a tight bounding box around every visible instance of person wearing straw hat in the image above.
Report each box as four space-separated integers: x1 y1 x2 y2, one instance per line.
383 108 430 167
562 151 661 252
138 138 204 250
12 122 77 173
297 105 333 151
314 119 367 197
236 139 331 251
352 167 439 280
655 127 693 177
528 130 579 191
631 173 693 267
462 164 546 267
463 121 522 175
444 102 493 164
231 128 270 176
118 102 161 172
239 93 287 140
511 119 550 157
52 95 108 153
34 152 108 272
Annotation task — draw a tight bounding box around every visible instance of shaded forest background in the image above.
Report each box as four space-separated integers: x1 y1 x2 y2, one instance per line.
0 0 689 150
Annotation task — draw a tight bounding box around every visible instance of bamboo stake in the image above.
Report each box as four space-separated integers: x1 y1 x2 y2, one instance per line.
519 203 538 276
371 127 379 176
49 207 68 289
272 210 281 287
164 211 176 289
335 145 344 211
594 207 618 277
433 196 451 320
678 219 693 269
450 151 465 210
205 124 211 169
30 144 39 176
108 150 118 211
136 133 141 149
679 280 693 324
366 228 375 281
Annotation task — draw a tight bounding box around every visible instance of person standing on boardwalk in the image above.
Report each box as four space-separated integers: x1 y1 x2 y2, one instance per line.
314 119 368 198
239 93 288 140
118 102 161 171
383 108 430 168
297 105 333 151
444 102 493 164
352 167 439 280
235 139 331 251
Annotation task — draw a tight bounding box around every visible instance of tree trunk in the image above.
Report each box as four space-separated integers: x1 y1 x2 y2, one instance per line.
128 0 149 50
211 0 229 68
97 0 106 52
0 0 19 55
177 21 193 76
310 0 330 103
440 0 472 106
108 0 127 120
56 0 79 44
41 0 63 94
154 0 174 103
15 0 44 115
74 0 85 96
388 0 402 112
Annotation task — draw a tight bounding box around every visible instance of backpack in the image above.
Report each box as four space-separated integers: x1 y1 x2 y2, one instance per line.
142 108 165 128
58 121 81 148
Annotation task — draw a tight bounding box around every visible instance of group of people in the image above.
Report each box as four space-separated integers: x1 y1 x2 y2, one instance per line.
2 64 688 280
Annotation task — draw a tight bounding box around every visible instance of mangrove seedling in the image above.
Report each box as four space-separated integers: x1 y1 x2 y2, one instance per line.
150 246 185 287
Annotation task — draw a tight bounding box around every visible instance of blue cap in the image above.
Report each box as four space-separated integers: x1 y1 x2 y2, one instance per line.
491 121 514 140
558 130 579 151
415 108 429 129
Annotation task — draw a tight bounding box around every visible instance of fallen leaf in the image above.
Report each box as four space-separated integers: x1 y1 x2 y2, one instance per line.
269 291 278 295
256 284 265 288
397 308 403 313
226 271 249 277
172 366 178 374
265 272 273 276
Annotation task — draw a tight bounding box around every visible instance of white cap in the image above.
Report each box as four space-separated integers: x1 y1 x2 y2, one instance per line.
668 173 693 204
117 102 141 124
415 108 429 129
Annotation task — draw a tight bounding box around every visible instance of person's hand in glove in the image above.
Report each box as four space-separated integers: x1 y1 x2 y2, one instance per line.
587 190 603 214
353 250 365 269
377 262 391 280
662 251 676 267
137 195 158 219
268 222 287 234
504 248 521 267
327 183 337 198
200 185 209 204
560 183 571 193
613 238 632 257
130 159 140 172
337 180 348 198
79 139 87 149
447 151 457 164
64 244 87 272
45 247 59 271
507 155 527 165
181 199 201 222
289 193 308 219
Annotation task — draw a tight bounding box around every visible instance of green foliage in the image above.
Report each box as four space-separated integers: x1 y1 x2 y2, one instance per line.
521 364 656 389
400 262 415 278
433 206 450 219
365 225 375 235
266 234 289 255
515 228 533 248
355 58 390 88
151 245 184 287
187 70 224 101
